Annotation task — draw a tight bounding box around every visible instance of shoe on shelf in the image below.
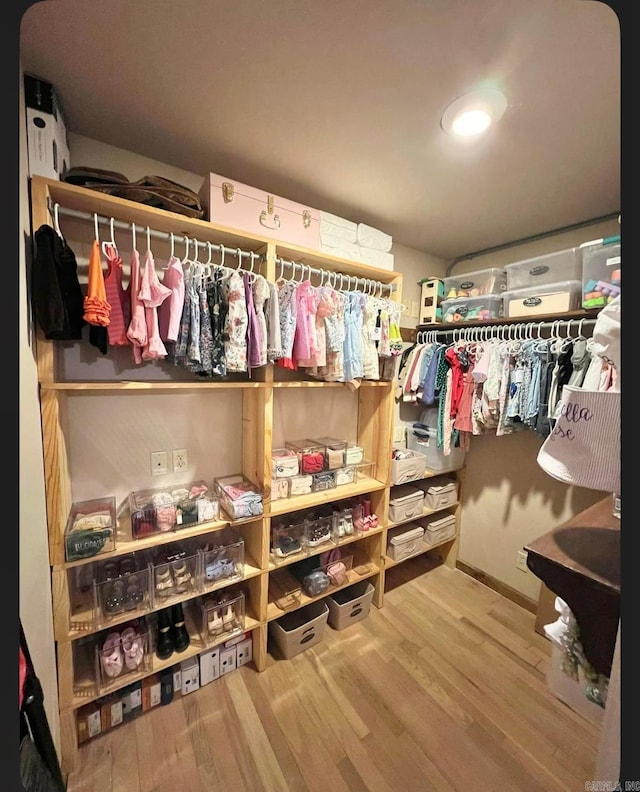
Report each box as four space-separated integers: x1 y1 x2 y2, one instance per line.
101 631 123 678
156 608 174 661
121 626 144 671
170 603 190 652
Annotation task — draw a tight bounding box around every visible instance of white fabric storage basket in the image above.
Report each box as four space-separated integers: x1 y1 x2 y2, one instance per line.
268 600 329 659
390 450 426 485
388 485 424 523
386 523 425 562
420 513 456 546
419 476 458 510
326 581 375 630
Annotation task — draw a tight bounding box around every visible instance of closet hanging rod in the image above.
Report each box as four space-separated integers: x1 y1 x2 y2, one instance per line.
415 316 598 342
274 255 396 294
47 201 257 263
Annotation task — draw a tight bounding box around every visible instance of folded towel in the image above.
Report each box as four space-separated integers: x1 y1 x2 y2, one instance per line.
320 211 358 243
358 246 394 271
320 242 361 262
356 223 392 252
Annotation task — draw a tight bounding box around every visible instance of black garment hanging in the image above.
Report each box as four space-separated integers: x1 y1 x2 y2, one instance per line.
19 622 65 792
31 224 86 341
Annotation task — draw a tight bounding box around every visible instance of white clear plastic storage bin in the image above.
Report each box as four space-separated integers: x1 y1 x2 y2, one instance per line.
388 485 424 523
441 294 503 323
442 267 507 299
268 600 329 659
504 247 582 291
407 429 465 471
502 280 582 317
326 581 375 630
581 237 621 310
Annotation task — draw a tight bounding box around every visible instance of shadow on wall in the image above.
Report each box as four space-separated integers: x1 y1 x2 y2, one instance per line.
462 429 603 526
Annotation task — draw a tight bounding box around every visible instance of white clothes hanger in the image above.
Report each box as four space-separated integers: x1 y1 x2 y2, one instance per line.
93 212 100 243
52 202 63 238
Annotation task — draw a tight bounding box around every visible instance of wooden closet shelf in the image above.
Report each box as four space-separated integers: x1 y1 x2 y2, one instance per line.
269 477 387 516
265 563 383 622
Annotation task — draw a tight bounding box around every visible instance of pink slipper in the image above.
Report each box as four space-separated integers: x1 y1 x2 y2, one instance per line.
101 632 123 678
121 626 144 671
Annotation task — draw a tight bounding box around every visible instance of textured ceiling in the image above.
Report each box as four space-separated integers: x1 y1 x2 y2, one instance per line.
19 0 620 260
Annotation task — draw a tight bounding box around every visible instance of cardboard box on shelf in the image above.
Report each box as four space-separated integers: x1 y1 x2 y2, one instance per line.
24 73 70 180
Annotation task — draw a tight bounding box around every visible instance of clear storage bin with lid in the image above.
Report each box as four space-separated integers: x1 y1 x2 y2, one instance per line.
441 293 503 323
504 247 582 290
502 279 582 317
442 267 507 299
581 236 621 309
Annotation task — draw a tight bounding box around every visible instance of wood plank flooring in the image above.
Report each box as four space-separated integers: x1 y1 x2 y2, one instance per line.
64 557 602 792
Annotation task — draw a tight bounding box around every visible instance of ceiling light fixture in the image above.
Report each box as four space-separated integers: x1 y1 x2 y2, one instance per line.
441 88 507 138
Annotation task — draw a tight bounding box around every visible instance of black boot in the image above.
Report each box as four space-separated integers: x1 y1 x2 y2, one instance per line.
156 607 174 661
171 603 190 652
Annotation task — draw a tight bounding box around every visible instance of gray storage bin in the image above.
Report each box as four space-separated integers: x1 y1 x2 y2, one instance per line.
327 581 375 630
268 600 329 659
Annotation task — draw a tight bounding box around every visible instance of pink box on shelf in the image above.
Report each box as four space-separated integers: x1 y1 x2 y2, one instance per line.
198 173 321 250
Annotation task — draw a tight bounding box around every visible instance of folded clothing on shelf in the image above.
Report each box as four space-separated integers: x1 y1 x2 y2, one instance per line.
356 223 392 252
319 211 358 244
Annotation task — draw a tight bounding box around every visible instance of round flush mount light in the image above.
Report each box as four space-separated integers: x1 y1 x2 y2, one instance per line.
441 88 507 137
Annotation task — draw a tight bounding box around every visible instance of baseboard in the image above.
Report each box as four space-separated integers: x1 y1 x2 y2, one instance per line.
455 560 538 614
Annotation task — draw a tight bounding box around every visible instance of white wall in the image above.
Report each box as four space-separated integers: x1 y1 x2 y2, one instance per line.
19 66 60 750
392 242 448 329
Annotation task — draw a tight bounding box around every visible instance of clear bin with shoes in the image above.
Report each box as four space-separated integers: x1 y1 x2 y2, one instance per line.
93 553 152 627
65 496 117 562
198 588 246 647
95 618 152 689
129 480 217 539
331 507 356 541
199 527 245 590
150 542 200 606
303 515 334 550
312 470 337 492
271 519 307 566
335 466 356 487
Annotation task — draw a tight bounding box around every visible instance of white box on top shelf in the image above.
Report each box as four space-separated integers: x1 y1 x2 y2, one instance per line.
24 73 70 180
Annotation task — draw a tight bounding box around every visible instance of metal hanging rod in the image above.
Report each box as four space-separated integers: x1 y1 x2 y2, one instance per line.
275 255 396 294
48 200 258 263
416 316 597 343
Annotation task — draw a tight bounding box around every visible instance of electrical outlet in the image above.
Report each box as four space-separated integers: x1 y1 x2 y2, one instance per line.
393 425 406 444
151 451 168 476
410 300 419 318
516 550 529 572
173 448 188 472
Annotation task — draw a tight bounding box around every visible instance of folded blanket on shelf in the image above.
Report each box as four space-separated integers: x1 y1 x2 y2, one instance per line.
358 245 394 271
319 211 358 243
356 223 392 252
320 241 361 262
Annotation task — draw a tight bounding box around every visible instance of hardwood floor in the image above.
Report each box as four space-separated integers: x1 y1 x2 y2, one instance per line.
64 557 601 792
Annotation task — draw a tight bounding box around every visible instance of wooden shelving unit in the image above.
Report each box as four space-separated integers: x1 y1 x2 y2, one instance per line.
30 175 420 772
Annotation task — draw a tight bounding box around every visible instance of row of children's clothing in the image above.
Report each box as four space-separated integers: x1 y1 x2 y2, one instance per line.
32 223 403 384
397 328 617 454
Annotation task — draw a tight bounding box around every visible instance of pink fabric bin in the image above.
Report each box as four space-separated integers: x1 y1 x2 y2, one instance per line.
198 173 321 250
